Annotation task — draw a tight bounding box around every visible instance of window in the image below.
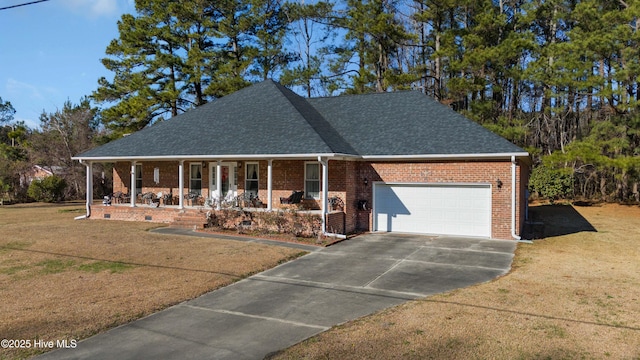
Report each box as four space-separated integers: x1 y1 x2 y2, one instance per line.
234 166 238 187
135 164 142 194
245 163 259 195
305 162 320 199
190 163 202 195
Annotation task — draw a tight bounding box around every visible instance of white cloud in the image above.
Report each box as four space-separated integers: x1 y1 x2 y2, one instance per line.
6 78 45 100
90 0 118 16
14 115 40 130
5 78 60 127
61 0 132 18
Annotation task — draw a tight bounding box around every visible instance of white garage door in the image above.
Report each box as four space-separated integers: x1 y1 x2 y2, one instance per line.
374 183 491 237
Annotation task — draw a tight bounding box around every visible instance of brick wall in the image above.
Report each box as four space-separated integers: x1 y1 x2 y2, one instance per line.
114 161 185 203
91 204 190 224
356 160 528 240
326 211 345 234
111 158 529 239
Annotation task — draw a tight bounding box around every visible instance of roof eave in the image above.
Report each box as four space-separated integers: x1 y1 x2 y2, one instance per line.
73 152 530 162
72 153 360 162
360 152 530 161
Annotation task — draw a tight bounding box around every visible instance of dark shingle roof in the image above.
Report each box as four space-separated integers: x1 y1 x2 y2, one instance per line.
75 80 527 160
308 91 525 156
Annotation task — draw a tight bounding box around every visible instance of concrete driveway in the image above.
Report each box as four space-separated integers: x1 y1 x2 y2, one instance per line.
38 232 516 360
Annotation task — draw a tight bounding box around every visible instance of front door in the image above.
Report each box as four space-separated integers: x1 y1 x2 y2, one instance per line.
209 162 237 200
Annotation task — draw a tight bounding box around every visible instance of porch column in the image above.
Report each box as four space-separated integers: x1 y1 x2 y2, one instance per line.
178 160 184 209
85 161 93 217
267 159 273 211
216 160 222 210
319 157 329 234
130 161 136 207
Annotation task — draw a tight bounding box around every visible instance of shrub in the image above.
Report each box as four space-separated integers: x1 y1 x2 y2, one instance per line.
205 209 322 238
27 175 67 202
529 164 573 202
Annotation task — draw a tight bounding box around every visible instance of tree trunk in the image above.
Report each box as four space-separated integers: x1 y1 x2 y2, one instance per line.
600 174 607 201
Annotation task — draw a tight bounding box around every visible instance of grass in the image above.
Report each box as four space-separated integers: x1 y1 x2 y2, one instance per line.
35 259 77 274
0 203 305 360
270 203 640 360
77 261 135 274
2 202 639 359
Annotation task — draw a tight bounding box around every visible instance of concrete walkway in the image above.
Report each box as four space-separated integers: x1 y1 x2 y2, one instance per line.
37 232 516 360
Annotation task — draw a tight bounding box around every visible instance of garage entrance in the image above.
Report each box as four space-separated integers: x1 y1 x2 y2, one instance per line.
373 183 492 237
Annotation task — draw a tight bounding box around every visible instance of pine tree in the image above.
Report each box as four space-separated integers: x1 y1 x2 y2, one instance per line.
93 5 187 135
321 0 415 94
280 1 335 96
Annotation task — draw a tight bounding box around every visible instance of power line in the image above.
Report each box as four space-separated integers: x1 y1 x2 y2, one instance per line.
0 0 51 11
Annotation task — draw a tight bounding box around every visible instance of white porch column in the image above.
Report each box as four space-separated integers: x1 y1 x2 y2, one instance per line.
267 159 273 211
85 161 93 217
130 161 136 207
319 157 328 234
216 160 222 210
178 160 184 209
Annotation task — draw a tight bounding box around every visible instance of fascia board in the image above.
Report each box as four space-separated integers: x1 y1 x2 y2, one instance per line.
72 153 360 162
360 152 530 161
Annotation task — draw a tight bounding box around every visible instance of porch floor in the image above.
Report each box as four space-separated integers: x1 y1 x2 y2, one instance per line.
100 202 323 214
89 202 324 229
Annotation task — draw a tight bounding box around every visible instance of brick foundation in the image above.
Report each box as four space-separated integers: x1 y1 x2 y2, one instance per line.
90 203 208 226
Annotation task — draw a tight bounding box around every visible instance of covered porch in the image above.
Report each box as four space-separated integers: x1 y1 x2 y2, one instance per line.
79 156 353 236
88 202 345 236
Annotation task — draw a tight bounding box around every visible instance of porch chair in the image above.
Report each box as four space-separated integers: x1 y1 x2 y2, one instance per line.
111 191 123 204
162 192 173 206
142 192 160 207
112 191 130 204
184 192 203 206
280 191 304 204
235 192 256 208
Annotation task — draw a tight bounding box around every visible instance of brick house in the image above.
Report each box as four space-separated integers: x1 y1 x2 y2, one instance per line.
73 80 530 240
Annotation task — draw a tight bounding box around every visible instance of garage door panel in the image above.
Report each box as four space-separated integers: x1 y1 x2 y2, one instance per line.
374 184 491 237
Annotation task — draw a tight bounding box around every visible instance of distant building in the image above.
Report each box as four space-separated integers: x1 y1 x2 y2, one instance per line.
20 165 64 187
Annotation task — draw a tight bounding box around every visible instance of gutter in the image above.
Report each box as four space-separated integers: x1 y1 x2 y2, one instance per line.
71 153 358 162
72 152 531 163
74 159 91 220
511 156 521 240
361 152 530 161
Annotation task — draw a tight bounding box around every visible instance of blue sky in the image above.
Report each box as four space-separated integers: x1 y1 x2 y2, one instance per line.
0 0 135 129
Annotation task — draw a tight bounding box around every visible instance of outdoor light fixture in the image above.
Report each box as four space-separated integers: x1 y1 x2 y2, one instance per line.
364 178 368 186
496 178 503 189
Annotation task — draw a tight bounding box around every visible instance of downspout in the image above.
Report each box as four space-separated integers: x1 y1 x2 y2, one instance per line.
75 160 92 220
511 156 521 240
318 156 347 240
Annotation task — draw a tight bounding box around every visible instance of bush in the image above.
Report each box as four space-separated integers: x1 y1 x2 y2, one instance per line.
529 164 573 202
205 209 322 238
27 175 67 202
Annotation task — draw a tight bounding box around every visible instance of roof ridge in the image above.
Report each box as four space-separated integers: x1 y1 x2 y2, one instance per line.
309 88 419 101
271 81 359 155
